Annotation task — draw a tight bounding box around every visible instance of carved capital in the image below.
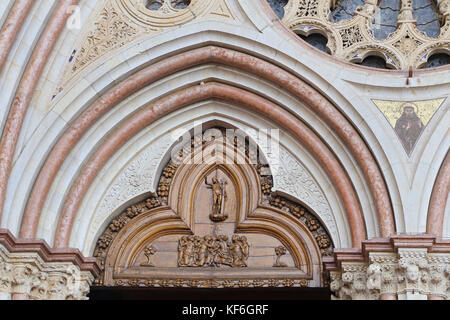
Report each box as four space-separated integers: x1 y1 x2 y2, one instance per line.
0 229 99 300
324 235 450 300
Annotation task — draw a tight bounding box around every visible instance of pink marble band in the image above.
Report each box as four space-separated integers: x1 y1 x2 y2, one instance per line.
427 151 450 236
0 0 34 73
21 46 394 246
52 82 366 248
0 0 79 225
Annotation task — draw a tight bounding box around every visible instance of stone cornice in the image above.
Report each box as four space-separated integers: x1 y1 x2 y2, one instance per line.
0 229 101 278
325 235 450 271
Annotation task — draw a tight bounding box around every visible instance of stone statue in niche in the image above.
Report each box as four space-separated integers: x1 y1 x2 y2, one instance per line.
273 246 288 267
205 176 228 222
177 235 249 268
140 245 157 267
394 103 424 155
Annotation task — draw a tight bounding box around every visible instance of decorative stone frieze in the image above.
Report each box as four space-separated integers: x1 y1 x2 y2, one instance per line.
324 235 450 300
112 278 310 288
0 229 100 300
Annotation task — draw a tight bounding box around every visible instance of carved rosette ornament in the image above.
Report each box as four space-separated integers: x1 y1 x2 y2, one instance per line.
93 129 333 288
280 0 450 69
324 236 450 300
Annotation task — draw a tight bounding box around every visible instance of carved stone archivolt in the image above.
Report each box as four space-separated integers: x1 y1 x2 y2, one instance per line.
280 0 450 69
93 128 333 288
324 235 450 300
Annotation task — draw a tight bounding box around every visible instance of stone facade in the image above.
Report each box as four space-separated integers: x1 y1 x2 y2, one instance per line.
0 0 448 300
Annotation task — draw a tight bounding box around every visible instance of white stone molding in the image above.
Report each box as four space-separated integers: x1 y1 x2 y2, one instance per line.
280 0 450 69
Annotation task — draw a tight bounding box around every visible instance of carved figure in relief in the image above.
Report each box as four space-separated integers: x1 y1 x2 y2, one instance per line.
205 176 228 222
406 264 420 283
216 235 233 267
230 236 249 267
273 246 288 268
177 236 187 266
177 235 249 268
196 238 208 266
204 235 217 266
179 236 196 267
394 104 424 155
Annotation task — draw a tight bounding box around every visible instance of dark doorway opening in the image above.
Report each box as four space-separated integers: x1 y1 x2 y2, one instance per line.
89 286 331 300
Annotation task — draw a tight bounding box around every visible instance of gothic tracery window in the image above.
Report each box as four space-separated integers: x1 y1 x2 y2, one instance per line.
146 0 163 10
267 0 450 70
266 0 289 19
372 0 401 40
145 0 191 11
423 53 450 68
412 0 440 37
357 55 390 69
298 33 330 54
331 0 367 22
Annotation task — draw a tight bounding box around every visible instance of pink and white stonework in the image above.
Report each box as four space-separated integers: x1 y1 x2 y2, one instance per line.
0 0 448 300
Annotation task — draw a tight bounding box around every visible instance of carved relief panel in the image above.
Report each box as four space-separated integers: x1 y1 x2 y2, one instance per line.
94 129 332 288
